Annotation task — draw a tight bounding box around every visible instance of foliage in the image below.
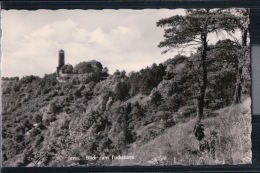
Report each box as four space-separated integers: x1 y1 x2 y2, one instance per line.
61 64 73 74
150 90 163 106
49 101 59 114
114 80 129 101
156 9 239 53
127 63 166 96
73 60 103 74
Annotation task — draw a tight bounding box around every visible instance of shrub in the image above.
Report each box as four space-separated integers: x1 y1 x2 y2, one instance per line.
73 84 85 98
61 64 73 74
3 86 11 94
20 75 40 84
74 89 82 98
131 102 145 119
43 113 56 126
14 125 25 134
14 134 24 143
42 88 50 94
150 90 163 106
30 128 41 137
177 105 197 119
49 101 59 114
164 95 183 112
23 119 33 132
35 135 44 146
114 81 129 101
32 113 42 123
13 83 20 92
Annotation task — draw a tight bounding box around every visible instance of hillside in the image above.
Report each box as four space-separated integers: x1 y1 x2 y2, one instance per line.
115 97 251 165
1 41 251 166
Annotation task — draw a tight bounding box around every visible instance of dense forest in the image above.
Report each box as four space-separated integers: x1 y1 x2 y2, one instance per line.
1 9 251 166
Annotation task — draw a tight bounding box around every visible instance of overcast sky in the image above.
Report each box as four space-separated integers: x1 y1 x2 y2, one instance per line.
1 9 239 78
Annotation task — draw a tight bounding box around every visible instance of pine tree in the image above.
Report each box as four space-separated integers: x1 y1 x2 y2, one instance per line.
230 9 250 104
157 9 239 125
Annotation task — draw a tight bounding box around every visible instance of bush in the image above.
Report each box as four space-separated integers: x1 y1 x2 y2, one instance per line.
32 113 42 123
3 86 11 94
114 81 129 101
164 95 183 112
49 102 59 114
35 135 44 146
14 134 24 143
43 115 55 127
150 90 163 106
20 75 40 84
60 118 70 130
61 64 73 74
23 119 33 132
30 128 41 137
177 105 197 119
13 83 20 92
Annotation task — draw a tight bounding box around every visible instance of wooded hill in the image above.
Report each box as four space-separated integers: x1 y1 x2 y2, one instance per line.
1 38 251 166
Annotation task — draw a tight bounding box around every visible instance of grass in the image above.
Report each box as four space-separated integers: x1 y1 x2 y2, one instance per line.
117 97 252 165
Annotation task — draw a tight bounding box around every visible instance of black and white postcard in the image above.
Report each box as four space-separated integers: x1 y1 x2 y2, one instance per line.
1 8 251 166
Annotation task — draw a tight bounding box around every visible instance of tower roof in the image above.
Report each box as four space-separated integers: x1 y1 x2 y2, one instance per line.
59 49 64 53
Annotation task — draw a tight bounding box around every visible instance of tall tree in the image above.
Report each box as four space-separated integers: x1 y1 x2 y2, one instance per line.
230 9 250 104
157 9 239 126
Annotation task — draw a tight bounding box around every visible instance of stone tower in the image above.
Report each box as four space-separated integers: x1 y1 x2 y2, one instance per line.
57 49 65 75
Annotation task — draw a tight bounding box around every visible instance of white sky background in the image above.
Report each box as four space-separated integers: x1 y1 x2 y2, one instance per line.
1 9 240 78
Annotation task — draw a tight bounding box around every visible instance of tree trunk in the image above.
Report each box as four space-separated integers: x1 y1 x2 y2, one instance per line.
196 32 208 123
233 62 243 104
242 28 248 47
196 9 209 124
233 28 248 104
